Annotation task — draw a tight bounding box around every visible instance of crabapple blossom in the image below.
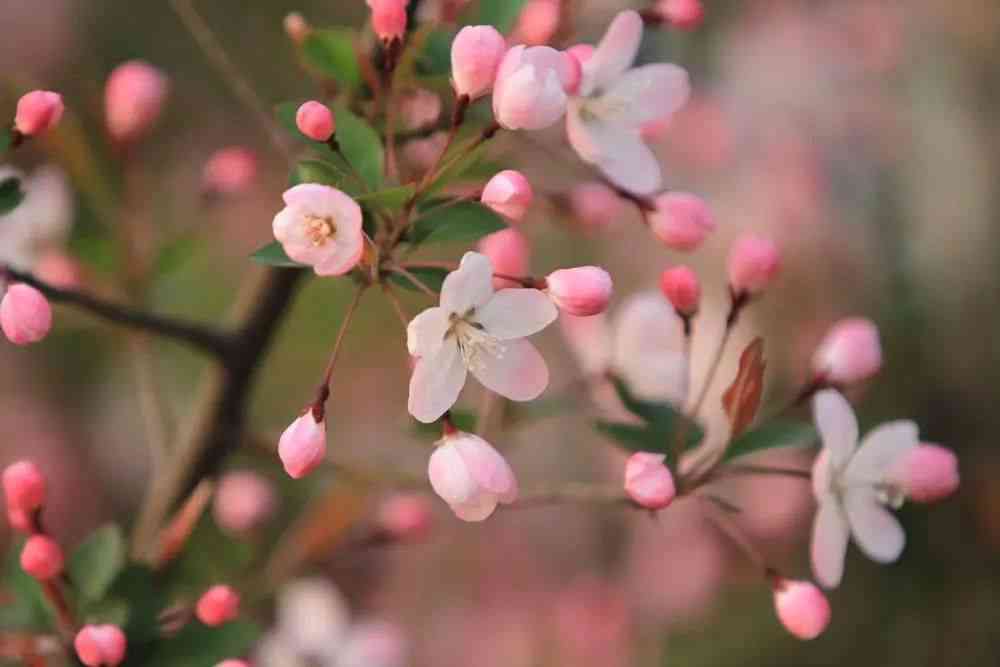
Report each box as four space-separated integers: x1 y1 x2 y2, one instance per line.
511 0 561 46
196 585 241 626
74 625 127 667
657 0 705 30
278 411 327 479
477 228 530 289
659 266 700 316
812 317 882 385
213 470 277 535
216 661 250 667
566 10 690 195
450 26 507 100
727 234 781 295
378 493 433 542
611 292 689 404
481 170 534 221
255 578 352 663
202 147 258 195
1 283 53 346
406 252 557 423
104 60 169 144
367 0 409 44
20 535 63 580
886 444 959 504
493 45 573 131
13 90 64 137
569 181 624 229
427 431 518 521
295 101 335 142
3 461 46 513
400 89 441 130
624 452 676 510
272 184 364 277
545 266 613 316
647 192 716 251
771 578 831 640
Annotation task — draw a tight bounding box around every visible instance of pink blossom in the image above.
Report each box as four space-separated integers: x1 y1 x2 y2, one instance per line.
75 625 127 667
659 266 700 316
450 26 507 100
511 0 561 46
196 585 241 626
216 661 250 667
403 131 449 171
7 508 32 533
656 0 705 30
477 227 530 289
1 283 53 346
202 147 258 196
401 89 442 130
367 0 409 43
213 470 277 535
887 444 959 504
647 193 716 251
624 452 676 510
563 45 594 95
569 182 624 230
13 90 64 136
272 184 364 277
3 460 46 513
284 12 311 44
104 60 169 144
378 493 433 542
772 579 831 640
277 411 327 479
727 234 781 295
812 317 882 385
481 170 534 221
546 267 613 316
34 251 83 289
295 101 335 142
20 535 63 580
493 45 571 130
427 431 518 521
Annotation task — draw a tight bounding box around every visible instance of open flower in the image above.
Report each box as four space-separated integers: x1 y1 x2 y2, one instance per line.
272 184 364 277
407 252 557 423
493 45 573 131
428 431 518 521
566 10 690 196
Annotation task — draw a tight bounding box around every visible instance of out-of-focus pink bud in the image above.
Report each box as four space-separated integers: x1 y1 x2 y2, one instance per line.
569 182 624 230
278 412 327 479
34 251 83 290
75 625 127 667
196 585 241 626
202 147 258 196
624 452 676 510
400 89 442 131
403 131 449 172
13 91 64 137
1 283 53 346
3 461 46 513
427 431 517 522
563 45 594 95
772 579 831 640
450 26 507 100
104 60 169 144
512 0 561 46
493 45 571 130
284 12 311 44
727 234 781 295
546 267 613 317
659 266 700 316
656 0 705 30
216 661 251 667
295 101 335 142
20 535 63 580
647 193 716 251
477 227 530 289
213 470 276 535
811 317 882 385
7 508 32 533
888 444 959 504
481 170 534 221
367 0 409 43
378 493 433 542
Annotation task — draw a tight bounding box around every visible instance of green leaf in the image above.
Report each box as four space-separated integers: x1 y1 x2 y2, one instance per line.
595 421 666 454
408 201 506 245
1 545 55 630
153 235 199 278
412 409 477 434
68 524 126 602
417 28 456 76
301 28 362 88
291 159 347 187
275 101 312 143
145 620 259 667
0 130 12 155
427 143 488 195
334 105 384 189
356 184 415 211
468 0 529 33
388 266 448 293
250 241 307 268
0 177 25 216
593 377 706 457
723 420 817 463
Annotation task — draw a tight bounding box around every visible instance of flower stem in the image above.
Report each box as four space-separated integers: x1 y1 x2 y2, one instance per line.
388 266 439 298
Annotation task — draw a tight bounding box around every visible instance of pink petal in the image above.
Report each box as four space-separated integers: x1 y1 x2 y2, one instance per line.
451 494 500 522
844 488 905 563
471 338 549 402
428 442 478 506
453 434 518 500
812 390 858 473
846 420 918 485
406 306 450 358
600 64 690 127
811 498 849 589
408 341 467 423
581 10 643 96
441 252 495 315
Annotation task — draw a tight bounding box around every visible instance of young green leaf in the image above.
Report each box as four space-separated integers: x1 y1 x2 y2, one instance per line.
0 176 25 216
356 184 416 212
407 201 506 245
291 159 346 187
417 28 456 76
723 420 818 463
145 619 260 667
594 377 706 457
595 421 669 456
388 266 449 293
467 0 530 33
250 241 307 268
334 106 384 189
300 29 362 88
68 524 126 602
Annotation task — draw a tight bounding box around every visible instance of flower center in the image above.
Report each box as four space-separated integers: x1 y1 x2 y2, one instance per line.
447 311 503 372
305 215 336 246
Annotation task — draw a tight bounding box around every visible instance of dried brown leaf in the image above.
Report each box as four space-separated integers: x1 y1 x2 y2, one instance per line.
722 337 766 440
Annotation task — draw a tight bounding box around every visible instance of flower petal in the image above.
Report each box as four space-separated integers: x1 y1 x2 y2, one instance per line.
567 112 662 196
451 494 500 522
314 230 364 276
471 338 549 401
427 442 477 506
611 292 688 404
844 487 906 563
812 390 858 473
408 341 467 423
476 289 558 340
846 420 919 485
407 306 450 358
597 64 691 127
453 434 518 499
441 252 495 315
581 10 643 96
811 497 850 589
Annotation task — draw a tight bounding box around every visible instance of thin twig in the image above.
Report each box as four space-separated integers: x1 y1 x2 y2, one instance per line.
320 287 366 389
381 283 411 333
389 266 439 298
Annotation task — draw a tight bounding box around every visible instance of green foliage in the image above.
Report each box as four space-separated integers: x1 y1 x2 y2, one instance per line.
68 524 126 603
250 242 307 268
290 159 349 189
407 201 506 245
275 101 313 143
0 130 12 154
594 377 705 460
142 620 260 667
101 565 167 642
300 28 362 88
467 0 530 33
154 235 200 278
722 419 817 463
0 546 54 631
334 106 384 189
356 184 416 212
0 176 25 216
413 409 477 434
388 266 449 293
417 28 455 76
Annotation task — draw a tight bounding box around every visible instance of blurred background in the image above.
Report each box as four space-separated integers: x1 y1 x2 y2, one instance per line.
1 0 998 665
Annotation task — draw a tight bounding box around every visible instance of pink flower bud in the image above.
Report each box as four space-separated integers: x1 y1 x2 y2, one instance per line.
647 193 716 251
213 471 277 535
481 170 534 221
888 444 959 504
428 432 518 522
20 535 64 580
13 91 64 137
367 0 409 43
378 493 433 542
202 147 258 196
657 0 705 30
196 585 241 626
811 317 882 385
216 661 251 667
104 60 169 144
477 227 530 289
727 234 782 295
569 182 624 230
35 251 83 290
403 131 449 171
546 267 613 317
772 579 831 640
75 625 127 667
493 45 571 131
284 12 311 44
1 284 53 346
3 461 46 513
450 26 507 100
400 89 442 131
512 0 561 46
8 508 32 533
563 45 594 95
295 101 335 142
624 452 676 510
278 411 327 479
659 266 700 316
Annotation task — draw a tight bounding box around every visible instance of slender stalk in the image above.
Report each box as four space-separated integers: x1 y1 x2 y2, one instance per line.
319 288 366 390
713 463 812 481
389 266 439 298
505 483 631 509
703 497 768 575
381 283 411 333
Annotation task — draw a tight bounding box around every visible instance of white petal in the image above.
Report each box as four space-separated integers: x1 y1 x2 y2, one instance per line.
567 112 662 196
476 289 558 340
407 307 450 358
581 10 643 96
407 341 467 423
812 390 858 473
612 292 688 404
471 338 549 401
441 252 495 315
314 232 364 276
597 64 691 127
844 487 905 564
427 442 478 506
451 493 500 522
846 420 919 485
811 497 850 589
